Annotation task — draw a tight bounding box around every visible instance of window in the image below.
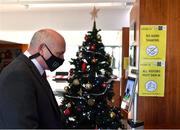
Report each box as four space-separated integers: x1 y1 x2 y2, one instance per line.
105 46 122 79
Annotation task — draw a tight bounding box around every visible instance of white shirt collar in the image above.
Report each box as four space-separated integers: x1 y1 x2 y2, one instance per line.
24 51 44 76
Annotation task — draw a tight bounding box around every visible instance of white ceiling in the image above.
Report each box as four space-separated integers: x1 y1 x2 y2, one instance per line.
0 0 135 12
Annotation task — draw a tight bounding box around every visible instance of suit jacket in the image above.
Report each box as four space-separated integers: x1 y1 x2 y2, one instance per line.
0 54 63 129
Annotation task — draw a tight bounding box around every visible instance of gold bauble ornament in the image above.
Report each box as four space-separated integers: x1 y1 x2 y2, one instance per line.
85 82 92 90
97 34 101 40
100 69 105 75
79 52 83 58
73 79 80 86
77 88 83 96
64 86 69 92
66 102 71 108
110 112 116 119
92 58 97 63
87 98 95 106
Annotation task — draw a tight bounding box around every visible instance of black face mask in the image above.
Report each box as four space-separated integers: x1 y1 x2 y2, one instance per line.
29 44 64 71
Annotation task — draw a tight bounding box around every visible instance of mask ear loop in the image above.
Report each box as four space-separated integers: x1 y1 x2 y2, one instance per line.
44 44 65 61
29 43 46 59
44 44 54 56
29 53 40 59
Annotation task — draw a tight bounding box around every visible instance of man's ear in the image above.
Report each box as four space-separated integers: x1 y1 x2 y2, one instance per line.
38 43 46 55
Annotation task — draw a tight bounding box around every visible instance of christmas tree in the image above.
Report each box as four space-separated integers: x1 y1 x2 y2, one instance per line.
60 7 124 129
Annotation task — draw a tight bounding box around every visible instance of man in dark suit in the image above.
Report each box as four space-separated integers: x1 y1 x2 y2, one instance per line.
0 29 66 128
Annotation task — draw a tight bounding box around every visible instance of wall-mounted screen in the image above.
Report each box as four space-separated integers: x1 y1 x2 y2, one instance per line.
121 77 137 112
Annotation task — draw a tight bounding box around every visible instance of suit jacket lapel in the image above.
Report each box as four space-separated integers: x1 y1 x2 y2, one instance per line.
41 77 61 116
18 54 61 119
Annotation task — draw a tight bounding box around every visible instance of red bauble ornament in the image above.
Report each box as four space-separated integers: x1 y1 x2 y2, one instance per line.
84 35 89 41
69 69 74 76
77 107 81 112
92 57 97 64
90 44 96 51
64 108 71 116
81 62 87 72
102 83 107 88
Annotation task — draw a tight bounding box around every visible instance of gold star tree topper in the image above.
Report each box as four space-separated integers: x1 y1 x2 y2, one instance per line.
90 6 100 21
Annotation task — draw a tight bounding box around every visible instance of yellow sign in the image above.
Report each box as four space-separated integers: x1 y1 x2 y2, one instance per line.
139 25 167 97
123 57 129 70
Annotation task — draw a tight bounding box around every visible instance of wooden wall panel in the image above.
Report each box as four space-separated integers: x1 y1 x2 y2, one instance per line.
120 27 129 118
130 0 140 46
112 81 120 107
130 0 180 128
165 0 180 127
0 40 28 52
140 0 168 25
0 41 28 72
121 27 129 100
